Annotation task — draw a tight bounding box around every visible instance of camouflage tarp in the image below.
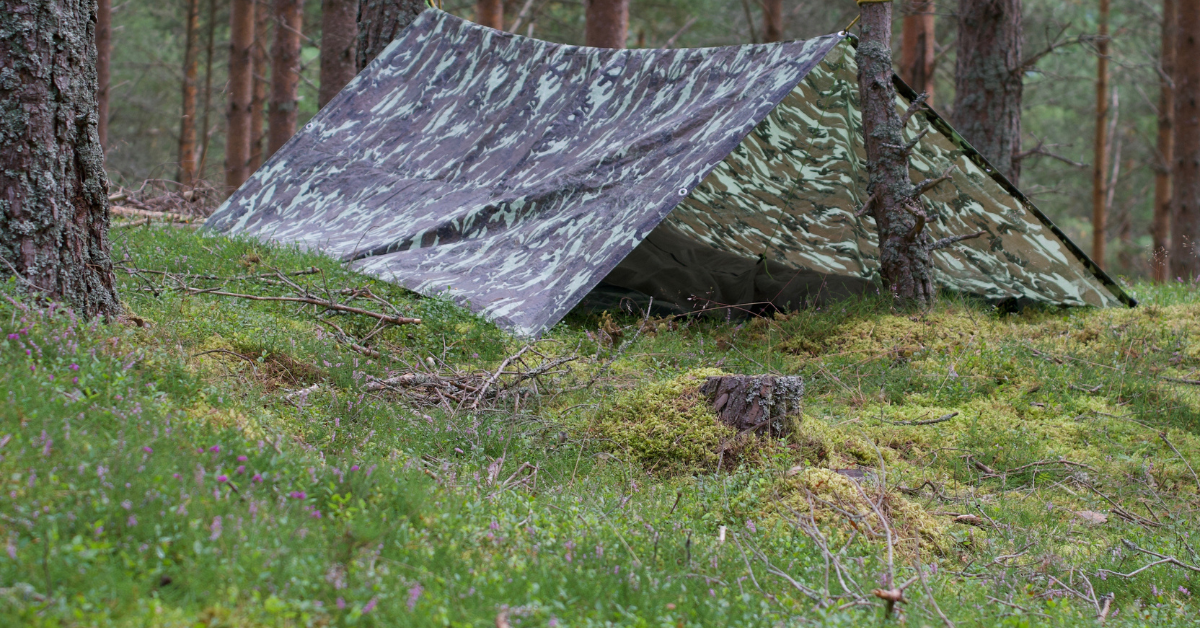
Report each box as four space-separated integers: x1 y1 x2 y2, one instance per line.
205 9 1132 336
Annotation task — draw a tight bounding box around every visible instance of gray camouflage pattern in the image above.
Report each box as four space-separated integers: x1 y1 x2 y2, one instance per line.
205 10 1129 336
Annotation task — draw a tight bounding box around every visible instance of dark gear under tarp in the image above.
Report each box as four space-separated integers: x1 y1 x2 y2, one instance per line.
205 10 1132 336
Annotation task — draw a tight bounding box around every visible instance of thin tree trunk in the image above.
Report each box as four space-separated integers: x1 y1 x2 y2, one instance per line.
900 0 936 104
356 0 426 71
475 0 504 29
249 0 270 170
96 0 111 151
198 0 219 179
586 0 629 48
1152 0 1177 283
179 0 202 187
0 0 119 316
1092 0 1110 268
857 1 946 304
225 0 256 193
762 0 784 43
267 0 303 157
952 0 1022 184
319 0 359 107
1170 0 1200 279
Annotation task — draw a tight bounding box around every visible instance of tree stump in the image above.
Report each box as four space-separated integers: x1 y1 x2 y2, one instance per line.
700 375 803 436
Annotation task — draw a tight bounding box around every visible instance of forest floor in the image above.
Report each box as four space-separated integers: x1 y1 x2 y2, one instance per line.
3 222 1200 627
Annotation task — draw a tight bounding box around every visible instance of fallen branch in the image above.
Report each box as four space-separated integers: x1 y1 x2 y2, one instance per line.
191 349 258 372
178 287 420 325
1159 431 1200 492
891 412 957 426
473 346 533 408
1097 540 1200 579
111 206 194 223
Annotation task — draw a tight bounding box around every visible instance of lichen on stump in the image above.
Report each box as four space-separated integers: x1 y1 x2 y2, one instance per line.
699 375 804 436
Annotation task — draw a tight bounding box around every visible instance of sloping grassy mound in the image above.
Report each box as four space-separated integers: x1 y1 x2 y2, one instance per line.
1 224 1198 626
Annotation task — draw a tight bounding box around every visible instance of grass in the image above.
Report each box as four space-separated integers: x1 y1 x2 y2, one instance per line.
1 222 1199 626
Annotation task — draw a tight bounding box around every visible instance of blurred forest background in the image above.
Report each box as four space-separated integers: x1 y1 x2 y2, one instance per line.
102 0 1166 278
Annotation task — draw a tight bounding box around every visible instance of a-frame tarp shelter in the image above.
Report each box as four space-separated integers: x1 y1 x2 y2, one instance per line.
205 9 1133 336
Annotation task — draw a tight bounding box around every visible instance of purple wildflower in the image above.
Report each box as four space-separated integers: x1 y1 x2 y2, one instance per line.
127 515 138 527
236 465 245 474
216 475 229 483
336 597 346 610
407 584 423 611
363 597 378 614
142 446 152 453
237 455 247 462
209 445 220 453
252 473 264 483
209 516 222 540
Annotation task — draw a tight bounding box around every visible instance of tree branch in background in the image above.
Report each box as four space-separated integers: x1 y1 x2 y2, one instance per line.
1013 135 1089 168
1017 22 1085 73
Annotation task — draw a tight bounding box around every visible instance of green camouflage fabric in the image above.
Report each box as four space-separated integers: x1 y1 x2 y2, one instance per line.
664 41 1131 309
206 11 1130 337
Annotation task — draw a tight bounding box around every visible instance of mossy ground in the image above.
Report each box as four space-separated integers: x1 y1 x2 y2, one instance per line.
2 223 1199 626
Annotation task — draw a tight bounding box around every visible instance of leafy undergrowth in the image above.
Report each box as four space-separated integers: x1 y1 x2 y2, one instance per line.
1 224 1199 626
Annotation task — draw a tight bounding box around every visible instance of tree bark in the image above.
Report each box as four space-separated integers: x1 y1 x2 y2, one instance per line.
900 0 935 104
225 0 256 194
475 0 504 30
1152 0 1177 283
762 0 784 43
1092 0 1110 269
1170 0 1200 279
319 0 359 108
249 0 270 171
0 0 119 317
179 0 203 187
197 0 218 179
267 0 302 158
586 0 629 48
857 1 948 304
701 376 803 436
952 0 1022 184
356 0 426 71
95 0 111 151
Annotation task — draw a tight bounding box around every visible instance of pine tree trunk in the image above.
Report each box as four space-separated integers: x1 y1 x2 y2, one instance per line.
0 0 119 317
762 0 783 43
1170 0 1200 279
96 0 111 151
900 0 935 104
249 0 270 171
356 0 426 71
319 0 358 107
267 0 302 157
475 0 504 30
585 0 628 48
1092 0 1110 269
952 0 1022 184
197 0 218 179
225 0 256 194
858 1 940 304
1152 0 1177 283
179 0 202 187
